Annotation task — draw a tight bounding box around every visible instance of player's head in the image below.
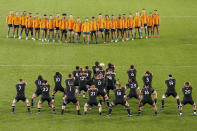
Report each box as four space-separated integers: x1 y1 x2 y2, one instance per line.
70 14 73 18
184 82 190 86
168 74 172 78
154 10 158 14
56 72 60 76
149 12 152 16
49 15 53 19
105 14 109 19
23 11 26 15
19 79 23 82
108 63 112 68
129 13 132 17
123 14 126 18
76 66 80 70
145 71 150 75
85 17 89 22
15 11 19 16
98 13 102 18
29 13 32 17
118 14 121 19
92 16 95 20
68 74 72 78
91 85 96 89
111 14 114 19
76 17 80 21
85 66 89 70
62 13 66 17
68 80 73 86
56 13 60 17
44 14 47 18
142 8 146 13
130 65 134 69
10 10 13 14
99 66 103 70
145 84 149 88
136 12 139 16
115 81 121 88
95 61 99 66
42 80 47 84
38 75 43 80
36 13 39 17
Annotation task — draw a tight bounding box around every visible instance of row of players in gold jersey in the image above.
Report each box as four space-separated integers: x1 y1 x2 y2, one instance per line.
6 9 160 44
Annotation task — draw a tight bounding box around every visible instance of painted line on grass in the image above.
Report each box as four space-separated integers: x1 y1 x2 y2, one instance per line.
0 64 194 68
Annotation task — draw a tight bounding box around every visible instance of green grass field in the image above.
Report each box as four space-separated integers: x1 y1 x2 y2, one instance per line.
0 0 197 130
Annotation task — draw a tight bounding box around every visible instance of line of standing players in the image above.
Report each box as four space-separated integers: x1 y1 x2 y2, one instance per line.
11 62 197 117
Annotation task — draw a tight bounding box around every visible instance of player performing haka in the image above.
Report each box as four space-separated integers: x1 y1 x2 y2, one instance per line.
161 74 180 110
179 82 197 116
61 80 81 115
126 78 141 104
138 84 158 116
37 80 56 114
52 72 65 102
142 71 153 88
83 85 102 116
11 79 31 114
93 74 109 106
107 82 132 117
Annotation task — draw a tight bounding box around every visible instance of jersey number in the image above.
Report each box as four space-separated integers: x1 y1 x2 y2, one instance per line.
91 92 95 96
117 91 121 96
43 87 48 92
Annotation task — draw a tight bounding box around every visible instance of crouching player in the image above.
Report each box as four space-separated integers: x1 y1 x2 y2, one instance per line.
107 82 132 117
37 80 56 114
93 74 110 107
31 75 44 108
84 85 102 116
126 78 141 104
138 84 158 116
179 82 197 116
11 79 31 114
61 80 81 115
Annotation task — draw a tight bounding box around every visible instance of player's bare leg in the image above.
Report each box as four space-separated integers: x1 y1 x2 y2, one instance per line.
86 35 89 44
7 26 11 38
50 100 56 114
82 91 87 99
176 95 180 108
152 103 158 116
37 100 42 114
83 103 88 115
83 34 86 44
145 26 148 39
98 103 102 115
156 26 159 37
31 93 37 108
104 95 110 107
11 99 17 114
125 101 132 117
107 102 114 117
75 101 81 115
161 94 166 110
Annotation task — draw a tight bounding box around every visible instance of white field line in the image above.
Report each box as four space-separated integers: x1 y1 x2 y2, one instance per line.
0 64 193 68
